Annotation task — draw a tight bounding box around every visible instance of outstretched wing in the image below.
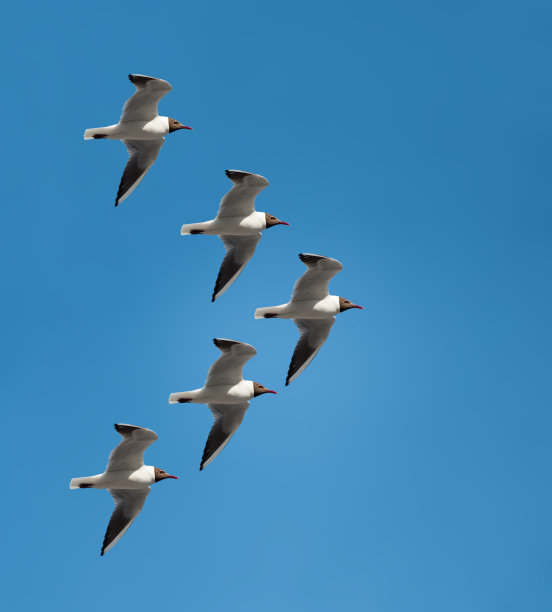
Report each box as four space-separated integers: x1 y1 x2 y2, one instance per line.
200 403 249 470
205 338 257 386
290 253 343 302
121 74 172 122
115 138 165 205
286 317 336 385
212 234 262 301
101 488 150 556
106 424 158 472
216 170 269 218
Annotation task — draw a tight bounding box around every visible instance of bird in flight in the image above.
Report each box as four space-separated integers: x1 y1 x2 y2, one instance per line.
180 170 289 301
255 253 363 385
69 424 178 556
84 74 192 206
169 338 277 470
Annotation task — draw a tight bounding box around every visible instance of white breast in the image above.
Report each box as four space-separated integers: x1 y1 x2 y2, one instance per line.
287 295 340 318
116 116 169 139
214 212 266 234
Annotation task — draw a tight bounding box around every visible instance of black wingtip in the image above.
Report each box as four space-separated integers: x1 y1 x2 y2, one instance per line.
199 464 204 471
211 295 216 302
100 550 105 557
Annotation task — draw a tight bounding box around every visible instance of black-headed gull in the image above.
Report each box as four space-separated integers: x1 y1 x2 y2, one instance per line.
169 338 277 470
180 170 289 301
254 253 363 385
69 424 177 556
84 74 192 206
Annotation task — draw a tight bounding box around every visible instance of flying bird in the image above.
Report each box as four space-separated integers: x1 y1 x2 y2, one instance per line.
180 170 289 301
169 338 277 470
84 74 192 206
254 253 363 385
69 424 177 556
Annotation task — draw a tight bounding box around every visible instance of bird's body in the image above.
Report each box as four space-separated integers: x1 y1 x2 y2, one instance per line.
255 254 363 385
169 380 257 404
84 116 171 141
180 170 288 301
254 295 342 320
84 74 192 206
69 424 177 556
181 211 269 236
69 465 156 490
169 338 277 470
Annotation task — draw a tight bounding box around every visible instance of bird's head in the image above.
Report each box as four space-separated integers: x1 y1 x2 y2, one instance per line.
339 297 363 312
253 382 278 397
168 118 193 133
264 213 290 229
154 467 178 482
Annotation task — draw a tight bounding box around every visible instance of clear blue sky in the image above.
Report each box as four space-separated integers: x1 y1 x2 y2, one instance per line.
1 1 551 610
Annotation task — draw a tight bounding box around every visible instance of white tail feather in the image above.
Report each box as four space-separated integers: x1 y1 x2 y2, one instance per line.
70 477 94 489
254 306 280 319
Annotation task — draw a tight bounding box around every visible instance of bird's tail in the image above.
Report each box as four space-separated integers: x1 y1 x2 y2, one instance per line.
70 476 97 489
180 222 212 235
169 392 195 404
254 306 284 319
83 126 116 140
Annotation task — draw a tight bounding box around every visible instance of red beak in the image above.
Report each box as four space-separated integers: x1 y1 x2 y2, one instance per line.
166 475 179 479
352 305 364 309
278 221 290 226
181 126 193 130
266 389 278 394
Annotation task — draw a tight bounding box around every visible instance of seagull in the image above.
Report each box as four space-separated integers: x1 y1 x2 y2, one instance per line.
180 170 289 301
169 338 277 470
69 424 177 556
84 74 192 206
254 253 363 385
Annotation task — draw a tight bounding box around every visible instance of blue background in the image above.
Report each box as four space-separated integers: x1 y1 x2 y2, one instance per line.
1 1 551 610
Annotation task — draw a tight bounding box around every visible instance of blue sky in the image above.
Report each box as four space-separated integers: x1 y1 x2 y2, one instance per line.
1 1 551 610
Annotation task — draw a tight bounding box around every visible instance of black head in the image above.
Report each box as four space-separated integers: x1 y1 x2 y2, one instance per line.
264 213 290 229
154 467 178 482
338 297 363 312
168 118 193 133
252 382 278 397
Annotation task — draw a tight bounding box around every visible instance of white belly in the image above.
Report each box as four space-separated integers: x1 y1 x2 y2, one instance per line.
282 295 340 319
98 465 155 488
214 213 265 235
201 381 253 403
114 117 168 139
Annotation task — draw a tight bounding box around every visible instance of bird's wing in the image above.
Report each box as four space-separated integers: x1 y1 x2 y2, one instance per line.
101 488 150 556
120 74 172 122
286 317 336 385
211 233 262 301
205 338 257 386
106 424 158 472
290 253 343 302
200 403 249 470
216 170 269 218
115 139 165 205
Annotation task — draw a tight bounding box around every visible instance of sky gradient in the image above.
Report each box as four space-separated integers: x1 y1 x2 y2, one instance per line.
1 1 551 610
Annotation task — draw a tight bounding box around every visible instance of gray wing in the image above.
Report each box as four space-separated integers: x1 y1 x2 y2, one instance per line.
216 170 269 218
205 338 257 387
120 74 172 122
106 424 158 472
200 403 249 470
116 139 165 205
101 488 150 556
211 233 262 301
286 317 336 385
290 253 343 302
